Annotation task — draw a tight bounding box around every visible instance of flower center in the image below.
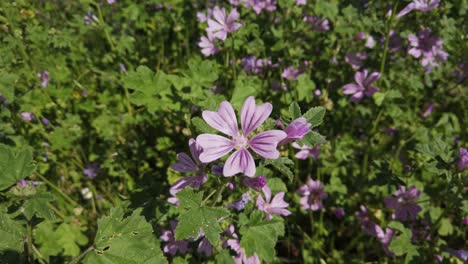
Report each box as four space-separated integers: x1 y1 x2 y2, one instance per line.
233 134 249 149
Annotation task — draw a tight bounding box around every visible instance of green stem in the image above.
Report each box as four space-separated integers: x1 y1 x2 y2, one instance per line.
95 4 116 52
26 221 34 263
68 246 95 264
379 0 399 75
36 173 79 207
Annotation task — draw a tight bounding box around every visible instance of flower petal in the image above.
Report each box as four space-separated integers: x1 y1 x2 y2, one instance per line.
241 96 272 136
171 153 198 172
249 130 286 159
197 134 235 163
223 148 256 177
189 138 204 165
202 101 239 137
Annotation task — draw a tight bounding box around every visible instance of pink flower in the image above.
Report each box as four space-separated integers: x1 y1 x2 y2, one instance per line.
21 112 35 122
458 148 468 171
170 139 207 195
161 221 189 256
197 96 287 177
296 0 307 6
345 52 368 70
280 117 311 145
343 70 381 102
292 142 320 160
198 31 219 57
397 0 439 18
37 70 49 88
297 179 328 211
281 66 301 80
257 185 291 219
384 186 422 221
207 7 242 41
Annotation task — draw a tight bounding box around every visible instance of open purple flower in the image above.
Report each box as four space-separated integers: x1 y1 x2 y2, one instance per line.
292 142 320 160
170 139 207 195
199 31 219 57
384 186 422 221
343 70 381 102
345 52 368 70
197 96 287 177
397 0 439 18
83 162 100 179
241 56 273 75
161 221 189 256
281 66 301 80
257 185 291 219
297 179 328 211
408 28 447 71
207 7 241 41
37 71 50 88
458 147 468 171
279 117 311 145
21 112 35 122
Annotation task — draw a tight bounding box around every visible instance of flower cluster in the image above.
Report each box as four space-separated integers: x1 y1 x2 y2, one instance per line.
407 28 448 72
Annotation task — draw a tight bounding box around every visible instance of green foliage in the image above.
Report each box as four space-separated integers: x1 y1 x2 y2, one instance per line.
175 189 230 245
0 71 17 102
0 210 24 253
239 211 285 262
302 106 325 128
0 144 35 191
83 205 167 264
388 222 420 263
263 157 295 181
288 101 301 120
22 192 55 221
231 74 259 109
296 74 316 102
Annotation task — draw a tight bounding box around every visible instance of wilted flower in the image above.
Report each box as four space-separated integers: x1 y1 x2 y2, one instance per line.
161 221 189 256
199 31 219 57
37 71 49 88
170 139 207 195
397 0 440 18
228 193 250 211
303 16 330 32
384 186 422 221
257 185 291 219
297 179 328 211
83 162 100 179
207 7 241 41
21 112 35 122
282 66 301 80
279 117 311 145
345 52 368 69
80 187 93 200
343 70 381 102
457 147 468 171
292 142 320 160
243 175 267 191
196 96 287 177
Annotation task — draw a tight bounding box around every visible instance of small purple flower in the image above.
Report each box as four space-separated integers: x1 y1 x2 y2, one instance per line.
397 0 440 18
333 207 345 219
384 186 422 221
257 185 291 219
119 63 127 74
408 28 448 72
297 179 328 211
445 249 468 262
279 117 311 145
227 182 235 190
17 179 27 187
196 96 287 177
457 148 468 171
422 103 435 118
245 0 277 14
37 71 49 88
84 10 98 25
41 118 50 126
161 221 189 256
376 227 395 256
281 66 301 80
198 31 219 57
386 30 403 52
207 7 241 41
243 175 267 191
296 0 306 6
83 162 100 179
345 52 368 70
107 0 116 4
21 112 35 122
343 70 381 102
292 142 320 160
228 193 250 211
303 16 330 32
211 163 224 176
355 205 381 237
241 56 273 75
170 139 207 195
434 254 443 263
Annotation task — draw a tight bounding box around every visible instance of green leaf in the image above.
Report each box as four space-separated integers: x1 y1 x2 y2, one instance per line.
0 210 24 253
267 178 287 194
296 131 326 147
83 205 167 264
175 189 230 245
296 74 315 102
0 71 18 103
22 192 55 221
388 222 419 262
302 106 325 128
183 57 218 89
216 249 235 264
288 101 301 120
191 117 216 134
231 75 259 109
0 144 36 191
438 218 453 236
239 211 285 262
263 158 294 181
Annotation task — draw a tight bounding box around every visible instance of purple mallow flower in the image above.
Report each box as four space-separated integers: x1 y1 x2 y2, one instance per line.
333 207 345 219
297 179 328 211
453 62 467 82
199 31 219 57
41 118 50 126
37 71 49 88
243 175 266 191
408 28 447 72
386 30 404 52
384 186 422 221
196 96 287 177
345 52 368 70
161 221 189 256
228 193 250 211
21 112 35 122
422 103 435 117
257 185 291 219
296 0 306 6
279 117 311 145
282 66 301 80
303 16 330 32
458 147 468 171
241 56 273 75
83 162 100 179
355 205 380 237
207 7 241 41
397 0 440 18
244 0 277 14
197 237 212 257
445 249 468 262
292 142 321 160
343 70 381 102
170 139 207 195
